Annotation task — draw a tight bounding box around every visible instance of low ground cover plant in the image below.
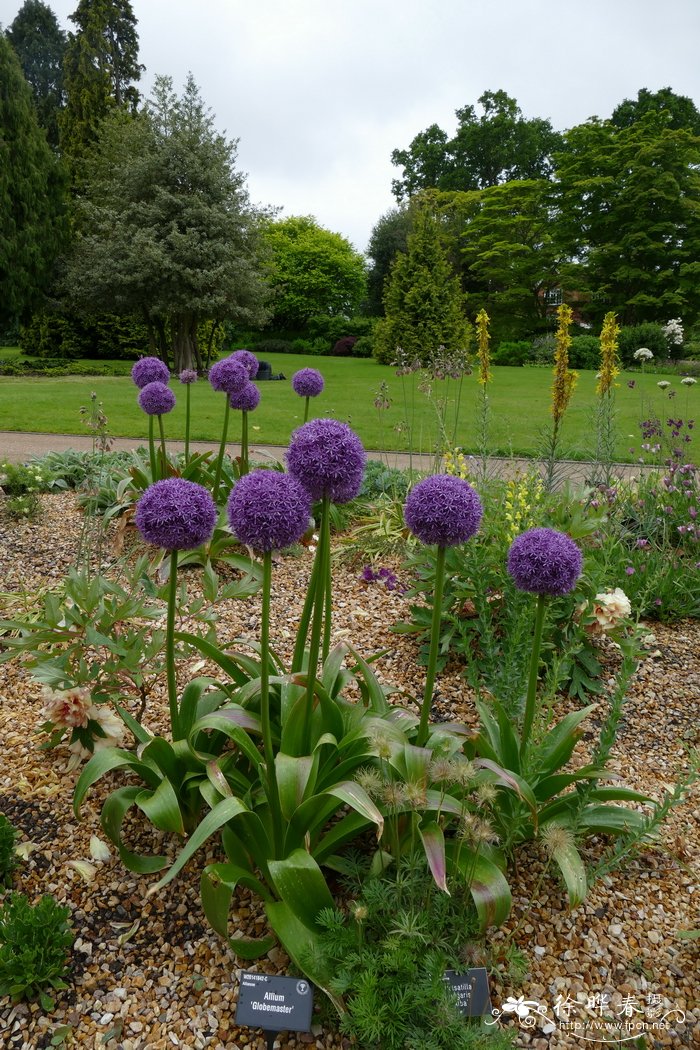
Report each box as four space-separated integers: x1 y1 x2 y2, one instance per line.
0 893 74 1010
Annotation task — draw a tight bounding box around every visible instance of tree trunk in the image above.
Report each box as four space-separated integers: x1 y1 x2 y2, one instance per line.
171 314 197 372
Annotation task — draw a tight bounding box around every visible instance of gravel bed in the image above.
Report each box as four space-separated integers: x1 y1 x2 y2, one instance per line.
0 493 698 1049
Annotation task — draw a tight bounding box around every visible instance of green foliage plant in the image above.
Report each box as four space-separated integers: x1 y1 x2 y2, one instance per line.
541 304 578 492
308 856 515 1049
0 813 18 887
0 893 74 1010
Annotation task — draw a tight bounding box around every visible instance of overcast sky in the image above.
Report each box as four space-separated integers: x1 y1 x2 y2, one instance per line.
3 0 700 252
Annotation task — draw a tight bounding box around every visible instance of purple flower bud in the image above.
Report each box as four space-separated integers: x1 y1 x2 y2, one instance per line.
227 470 311 552
287 418 366 504
179 369 198 384
404 474 483 547
292 368 324 398
231 349 260 379
507 527 582 596
625 565 635 576
131 356 170 389
229 381 261 412
209 356 248 394
136 478 217 551
138 381 176 416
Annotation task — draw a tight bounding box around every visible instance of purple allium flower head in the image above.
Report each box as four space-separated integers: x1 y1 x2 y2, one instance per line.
208 356 248 395
135 478 217 551
131 356 170 389
403 474 483 547
287 418 366 503
507 527 583 596
227 470 311 552
229 381 261 412
292 368 324 398
179 369 198 385
138 381 176 416
231 349 259 379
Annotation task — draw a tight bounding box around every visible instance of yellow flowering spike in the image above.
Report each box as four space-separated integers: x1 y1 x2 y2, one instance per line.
475 308 492 386
597 311 620 396
551 304 578 424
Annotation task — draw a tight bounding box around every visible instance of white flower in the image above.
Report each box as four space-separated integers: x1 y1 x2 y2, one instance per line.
40 686 93 729
592 587 632 630
657 380 671 389
633 347 653 361
681 376 697 387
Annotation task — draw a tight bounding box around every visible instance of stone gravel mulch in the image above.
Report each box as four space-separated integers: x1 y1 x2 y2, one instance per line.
0 493 698 1049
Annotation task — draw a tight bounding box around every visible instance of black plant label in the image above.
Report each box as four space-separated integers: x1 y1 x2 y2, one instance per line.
443 967 492 1016
235 971 314 1035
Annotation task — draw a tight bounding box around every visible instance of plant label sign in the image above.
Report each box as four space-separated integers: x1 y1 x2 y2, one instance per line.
443 967 492 1017
236 971 314 1036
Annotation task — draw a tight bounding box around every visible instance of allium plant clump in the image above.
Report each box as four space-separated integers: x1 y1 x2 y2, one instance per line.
135 478 217 551
229 382 261 412
507 527 583 596
208 357 248 395
131 356 170 388
404 474 483 547
287 418 366 504
292 368 324 398
138 382 176 416
231 349 260 379
227 470 311 552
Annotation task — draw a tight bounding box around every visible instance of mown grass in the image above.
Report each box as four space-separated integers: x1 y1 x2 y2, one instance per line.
0 351 697 462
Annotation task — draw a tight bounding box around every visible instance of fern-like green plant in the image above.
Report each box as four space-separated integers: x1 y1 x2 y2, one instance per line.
0 813 17 887
0 894 74 1010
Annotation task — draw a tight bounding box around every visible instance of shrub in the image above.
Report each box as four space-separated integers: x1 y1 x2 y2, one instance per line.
0 893 74 1009
569 335 600 370
252 338 294 355
491 340 531 367
332 335 358 356
350 334 374 358
617 323 668 365
0 814 17 888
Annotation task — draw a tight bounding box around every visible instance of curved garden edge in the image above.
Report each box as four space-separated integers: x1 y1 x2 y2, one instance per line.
0 492 698 1049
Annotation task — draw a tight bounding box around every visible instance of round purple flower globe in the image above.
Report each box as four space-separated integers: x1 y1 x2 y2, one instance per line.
208 356 248 395
136 478 217 551
404 474 483 547
231 349 259 379
138 381 176 416
131 356 170 389
507 527 583 596
227 470 312 552
292 368 324 398
287 418 366 504
179 369 198 384
229 381 261 412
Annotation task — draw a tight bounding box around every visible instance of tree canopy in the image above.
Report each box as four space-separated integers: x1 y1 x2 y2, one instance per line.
262 215 367 330
391 90 562 200
60 0 142 173
374 207 470 365
65 74 270 371
5 0 66 149
0 32 66 328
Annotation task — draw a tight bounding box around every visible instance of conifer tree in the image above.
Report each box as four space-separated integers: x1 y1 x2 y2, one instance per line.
5 0 66 149
373 208 470 365
0 33 67 328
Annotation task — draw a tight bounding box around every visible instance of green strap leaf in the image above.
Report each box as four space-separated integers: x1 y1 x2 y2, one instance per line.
74 747 160 817
268 849 335 930
136 777 185 835
148 796 250 894
418 820 448 894
100 786 168 873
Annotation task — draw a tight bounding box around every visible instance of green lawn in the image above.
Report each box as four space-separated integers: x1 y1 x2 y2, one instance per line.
0 352 697 462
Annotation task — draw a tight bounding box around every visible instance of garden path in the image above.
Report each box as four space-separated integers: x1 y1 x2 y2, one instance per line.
0 430 647 484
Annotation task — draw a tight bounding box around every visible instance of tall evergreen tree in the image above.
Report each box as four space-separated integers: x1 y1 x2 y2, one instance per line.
60 0 142 174
0 33 67 328
5 0 66 149
66 75 269 371
373 208 470 365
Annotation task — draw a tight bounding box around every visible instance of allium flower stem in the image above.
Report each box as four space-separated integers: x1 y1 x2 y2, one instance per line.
301 496 331 753
240 410 249 476
521 593 547 759
148 417 157 482
166 550 180 738
260 551 283 855
213 398 231 502
303 396 310 424
184 384 191 465
417 544 446 747
157 414 168 479
292 553 318 673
